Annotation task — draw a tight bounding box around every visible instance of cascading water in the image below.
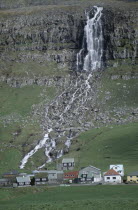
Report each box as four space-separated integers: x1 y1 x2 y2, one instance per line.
20 6 104 170
77 6 103 71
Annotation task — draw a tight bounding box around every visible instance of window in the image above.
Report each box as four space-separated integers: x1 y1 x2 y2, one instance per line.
69 163 72 166
63 163 67 166
113 177 116 179
130 176 132 178
107 177 110 180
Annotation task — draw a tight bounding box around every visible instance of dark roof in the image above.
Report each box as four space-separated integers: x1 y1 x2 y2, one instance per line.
3 170 19 175
128 171 138 176
104 169 120 176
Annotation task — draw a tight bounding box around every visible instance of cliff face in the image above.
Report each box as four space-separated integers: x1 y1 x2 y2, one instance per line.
0 5 138 84
103 9 138 65
0 6 84 73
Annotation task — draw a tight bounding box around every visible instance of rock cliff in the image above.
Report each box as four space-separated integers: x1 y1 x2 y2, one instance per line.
0 4 137 84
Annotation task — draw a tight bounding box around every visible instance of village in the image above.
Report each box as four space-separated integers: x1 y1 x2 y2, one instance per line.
0 158 138 188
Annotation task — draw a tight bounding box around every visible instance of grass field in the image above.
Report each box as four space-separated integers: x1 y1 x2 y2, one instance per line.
65 122 138 174
0 185 138 210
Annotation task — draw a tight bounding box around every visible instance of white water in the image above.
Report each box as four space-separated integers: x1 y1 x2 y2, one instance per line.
77 6 103 71
20 6 103 169
20 128 52 169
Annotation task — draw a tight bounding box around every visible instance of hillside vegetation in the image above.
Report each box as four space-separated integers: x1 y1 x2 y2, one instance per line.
67 122 138 174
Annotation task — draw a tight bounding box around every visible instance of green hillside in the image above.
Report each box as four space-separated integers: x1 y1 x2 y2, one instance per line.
66 122 138 174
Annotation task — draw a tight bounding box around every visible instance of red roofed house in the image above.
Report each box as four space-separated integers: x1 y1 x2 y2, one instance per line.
64 171 79 181
104 169 122 183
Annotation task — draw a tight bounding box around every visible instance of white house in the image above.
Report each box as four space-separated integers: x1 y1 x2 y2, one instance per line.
110 164 124 176
104 169 122 184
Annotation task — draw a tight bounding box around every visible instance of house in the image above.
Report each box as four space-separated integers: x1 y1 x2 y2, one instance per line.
16 176 31 187
64 171 79 180
33 170 63 184
47 170 63 184
62 158 75 171
3 170 19 183
78 166 102 183
127 171 138 183
2 171 19 186
35 172 48 186
104 169 122 184
110 164 124 176
0 178 10 187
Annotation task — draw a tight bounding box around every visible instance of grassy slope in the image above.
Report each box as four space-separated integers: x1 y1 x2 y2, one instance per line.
98 69 138 111
0 83 56 116
0 59 68 78
64 123 138 174
0 185 138 210
0 81 58 175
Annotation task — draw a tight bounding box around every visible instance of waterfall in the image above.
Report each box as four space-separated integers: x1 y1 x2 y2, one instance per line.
19 6 103 170
77 6 103 71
